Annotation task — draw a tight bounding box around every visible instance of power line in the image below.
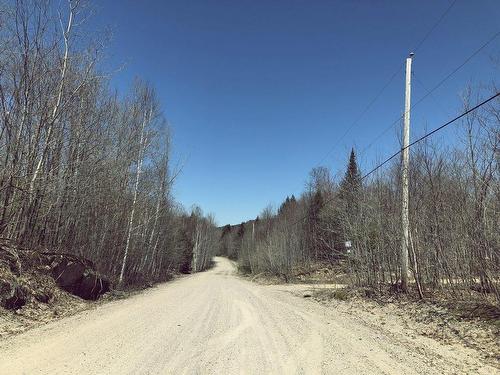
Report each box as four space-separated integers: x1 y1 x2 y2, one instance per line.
361 91 499 180
281 4 497 228
360 29 500 157
316 0 459 167
413 30 500 109
412 73 449 116
316 65 403 166
284 64 403 198
286 6 495 204
413 0 457 53
289 91 499 227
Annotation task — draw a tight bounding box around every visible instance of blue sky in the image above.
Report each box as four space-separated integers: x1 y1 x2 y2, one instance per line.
92 0 499 225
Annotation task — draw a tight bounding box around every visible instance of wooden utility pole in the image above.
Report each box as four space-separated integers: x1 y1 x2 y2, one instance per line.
401 52 413 292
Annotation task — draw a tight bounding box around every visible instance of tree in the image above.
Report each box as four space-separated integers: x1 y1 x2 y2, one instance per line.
119 83 156 286
190 207 218 272
306 190 324 259
338 148 362 241
339 148 362 212
219 224 232 256
0 0 214 289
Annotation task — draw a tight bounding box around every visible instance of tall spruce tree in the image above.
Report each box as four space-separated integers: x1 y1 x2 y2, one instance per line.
338 148 362 240
306 190 324 259
339 148 362 211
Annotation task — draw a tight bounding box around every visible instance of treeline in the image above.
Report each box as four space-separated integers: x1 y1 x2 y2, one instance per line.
220 87 499 302
0 0 216 286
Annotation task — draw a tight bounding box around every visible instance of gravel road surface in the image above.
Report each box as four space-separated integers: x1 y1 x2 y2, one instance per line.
0 257 496 374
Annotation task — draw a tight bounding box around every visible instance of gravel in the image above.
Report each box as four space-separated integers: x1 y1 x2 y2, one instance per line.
0 257 497 374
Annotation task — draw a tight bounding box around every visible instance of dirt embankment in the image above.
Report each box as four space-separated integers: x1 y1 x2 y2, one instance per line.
0 240 112 338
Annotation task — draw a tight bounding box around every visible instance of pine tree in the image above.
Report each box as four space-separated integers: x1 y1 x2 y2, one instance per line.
221 224 232 238
278 195 297 217
278 196 290 215
306 190 324 259
339 148 362 212
338 148 362 241
237 223 245 238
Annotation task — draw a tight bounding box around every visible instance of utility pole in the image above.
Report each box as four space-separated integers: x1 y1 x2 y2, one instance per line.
401 52 413 292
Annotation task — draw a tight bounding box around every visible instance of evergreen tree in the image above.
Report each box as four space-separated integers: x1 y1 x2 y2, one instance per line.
339 148 362 213
221 224 232 239
229 223 245 260
338 148 362 241
278 195 297 217
219 224 232 256
306 190 324 259
278 196 290 215
237 223 245 238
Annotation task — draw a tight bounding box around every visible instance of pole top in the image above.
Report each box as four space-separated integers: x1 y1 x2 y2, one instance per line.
409 52 415 58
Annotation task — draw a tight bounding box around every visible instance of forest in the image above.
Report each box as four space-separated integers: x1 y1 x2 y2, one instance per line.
1 0 498 304
1 1 498 373
220 87 499 304
0 0 218 288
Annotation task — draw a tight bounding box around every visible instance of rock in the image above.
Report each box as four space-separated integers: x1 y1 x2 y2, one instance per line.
2 244 111 303
52 260 86 289
50 255 111 300
76 271 110 300
51 257 110 300
0 279 27 310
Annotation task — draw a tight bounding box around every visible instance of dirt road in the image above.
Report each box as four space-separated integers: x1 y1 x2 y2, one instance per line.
0 257 496 374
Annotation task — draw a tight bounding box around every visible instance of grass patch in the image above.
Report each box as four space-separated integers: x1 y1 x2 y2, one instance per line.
331 288 350 301
312 287 351 301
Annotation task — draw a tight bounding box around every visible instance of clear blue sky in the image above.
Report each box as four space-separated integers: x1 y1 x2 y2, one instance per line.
92 0 499 225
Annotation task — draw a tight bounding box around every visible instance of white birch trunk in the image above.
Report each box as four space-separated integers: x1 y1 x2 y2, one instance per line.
28 4 74 199
118 111 148 286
